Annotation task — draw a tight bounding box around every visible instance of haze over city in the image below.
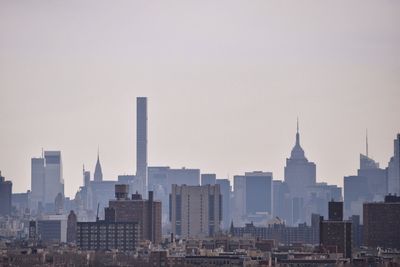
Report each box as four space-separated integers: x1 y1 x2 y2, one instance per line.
1 0 400 198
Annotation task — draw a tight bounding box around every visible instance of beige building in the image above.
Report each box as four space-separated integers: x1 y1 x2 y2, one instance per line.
170 184 222 238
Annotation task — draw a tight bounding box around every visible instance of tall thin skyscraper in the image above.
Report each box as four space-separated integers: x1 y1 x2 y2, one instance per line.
136 97 148 195
43 151 64 205
388 134 400 195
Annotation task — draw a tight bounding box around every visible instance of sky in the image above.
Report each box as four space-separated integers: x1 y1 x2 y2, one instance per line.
0 0 399 198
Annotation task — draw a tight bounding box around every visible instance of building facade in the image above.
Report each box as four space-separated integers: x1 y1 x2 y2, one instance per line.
170 184 222 238
0 172 12 216
363 195 400 249
136 97 148 196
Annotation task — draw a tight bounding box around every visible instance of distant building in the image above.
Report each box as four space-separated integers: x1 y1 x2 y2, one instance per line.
320 201 352 259
12 191 30 215
106 185 162 244
77 221 140 252
136 97 148 195
170 184 222 238
93 152 103 182
43 151 64 206
216 178 231 229
344 152 387 219
284 122 316 224
201 174 216 185
37 214 68 243
0 172 12 216
363 195 400 249
387 134 400 195
233 171 272 224
272 180 291 223
31 157 45 211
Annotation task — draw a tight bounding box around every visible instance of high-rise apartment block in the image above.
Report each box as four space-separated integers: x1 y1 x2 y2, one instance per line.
105 185 162 244
136 97 148 195
170 184 222 238
320 201 352 259
363 195 400 249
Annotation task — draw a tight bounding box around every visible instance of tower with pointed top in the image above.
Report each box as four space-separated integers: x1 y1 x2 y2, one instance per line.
94 152 103 182
284 121 316 224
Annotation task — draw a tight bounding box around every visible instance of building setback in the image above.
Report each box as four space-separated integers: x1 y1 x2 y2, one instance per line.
363 195 400 249
170 184 222 238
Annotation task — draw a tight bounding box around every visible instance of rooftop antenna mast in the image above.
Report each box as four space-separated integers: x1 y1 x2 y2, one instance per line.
96 203 100 222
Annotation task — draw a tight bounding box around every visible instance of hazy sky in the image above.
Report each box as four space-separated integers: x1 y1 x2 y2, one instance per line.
1 0 399 198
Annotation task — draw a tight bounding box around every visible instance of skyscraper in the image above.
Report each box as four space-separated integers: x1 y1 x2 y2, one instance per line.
43 151 64 205
136 97 148 195
93 152 103 182
0 171 12 216
284 121 316 199
216 178 231 229
233 171 273 224
284 121 316 224
31 157 45 211
387 134 400 195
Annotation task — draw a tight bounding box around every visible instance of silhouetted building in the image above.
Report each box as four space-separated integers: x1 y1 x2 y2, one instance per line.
272 180 290 223
12 191 30 215
363 195 400 249
350 215 362 248
216 178 231 229
233 171 272 224
43 151 64 206
284 122 316 224
387 134 400 195
201 174 216 185
320 201 352 259
0 171 12 216
77 221 140 251
93 152 103 182
67 210 77 243
31 157 45 212
170 184 222 238
136 97 148 195
344 153 387 219
106 185 162 244
329 201 343 221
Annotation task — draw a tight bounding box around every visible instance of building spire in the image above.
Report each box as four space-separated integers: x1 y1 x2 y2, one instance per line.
296 117 300 145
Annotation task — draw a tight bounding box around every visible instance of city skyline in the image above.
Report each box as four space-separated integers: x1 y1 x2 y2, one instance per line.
1 1 400 197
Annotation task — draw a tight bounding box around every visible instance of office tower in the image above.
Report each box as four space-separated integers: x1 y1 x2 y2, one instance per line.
284 122 316 225
344 139 387 219
12 191 30 215
43 151 64 205
388 134 400 195
328 201 343 221
201 174 216 185
216 179 231 229
233 171 273 224
0 171 12 216
83 166 90 187
363 195 400 249
31 157 45 211
311 213 321 245
77 221 140 252
284 121 316 198
67 210 77 243
106 185 162 244
93 152 103 182
273 180 291 223
170 184 222 238
167 168 200 188
136 97 148 195
320 201 352 259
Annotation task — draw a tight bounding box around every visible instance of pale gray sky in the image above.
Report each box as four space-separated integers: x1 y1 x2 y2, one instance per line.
0 0 399 197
